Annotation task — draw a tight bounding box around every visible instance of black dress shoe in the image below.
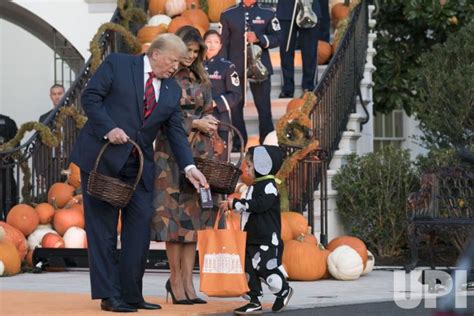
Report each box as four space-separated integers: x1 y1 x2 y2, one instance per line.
127 301 161 310
101 297 137 312
185 293 207 304
278 91 294 98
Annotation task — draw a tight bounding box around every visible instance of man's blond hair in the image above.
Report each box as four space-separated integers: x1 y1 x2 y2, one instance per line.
146 33 187 58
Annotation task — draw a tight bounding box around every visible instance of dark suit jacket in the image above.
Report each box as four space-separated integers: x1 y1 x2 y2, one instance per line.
70 53 194 192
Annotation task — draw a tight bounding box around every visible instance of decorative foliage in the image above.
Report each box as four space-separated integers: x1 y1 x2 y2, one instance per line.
333 146 418 257
371 0 474 114
411 21 474 149
0 108 86 203
90 22 142 73
117 0 147 29
275 92 319 211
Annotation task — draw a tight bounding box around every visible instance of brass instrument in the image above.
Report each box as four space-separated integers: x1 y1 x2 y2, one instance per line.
296 0 318 28
246 41 269 83
286 0 319 52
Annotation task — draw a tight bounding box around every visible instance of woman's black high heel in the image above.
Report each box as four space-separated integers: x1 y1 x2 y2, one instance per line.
185 293 207 304
165 279 193 305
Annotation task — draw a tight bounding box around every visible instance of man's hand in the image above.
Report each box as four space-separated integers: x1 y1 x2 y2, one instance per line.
246 32 259 43
106 128 129 144
185 167 208 191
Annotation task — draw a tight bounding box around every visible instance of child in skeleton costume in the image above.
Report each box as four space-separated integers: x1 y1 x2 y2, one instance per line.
229 145 293 314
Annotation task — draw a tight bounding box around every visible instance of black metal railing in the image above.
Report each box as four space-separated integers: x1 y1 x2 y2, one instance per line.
284 0 369 245
0 2 145 219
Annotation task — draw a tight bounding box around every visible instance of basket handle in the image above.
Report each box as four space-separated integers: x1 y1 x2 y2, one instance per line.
189 121 245 168
92 139 144 190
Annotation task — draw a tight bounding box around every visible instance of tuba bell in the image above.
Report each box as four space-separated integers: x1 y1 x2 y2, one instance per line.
296 0 318 29
246 42 269 83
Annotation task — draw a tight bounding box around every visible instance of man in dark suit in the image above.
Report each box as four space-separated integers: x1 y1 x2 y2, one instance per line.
219 0 281 149
39 84 65 125
277 0 330 98
70 33 207 313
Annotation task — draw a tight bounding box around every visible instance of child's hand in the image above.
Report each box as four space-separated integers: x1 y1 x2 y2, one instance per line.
227 197 235 208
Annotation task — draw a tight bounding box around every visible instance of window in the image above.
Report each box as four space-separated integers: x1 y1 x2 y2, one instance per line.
374 109 404 151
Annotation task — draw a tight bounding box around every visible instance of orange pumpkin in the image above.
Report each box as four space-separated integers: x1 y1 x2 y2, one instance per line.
317 41 332 65
6 204 39 237
281 211 308 238
0 239 21 276
331 3 350 27
282 239 328 281
327 235 368 268
185 0 200 9
26 249 34 267
64 163 81 189
148 0 167 16
0 222 27 260
41 232 65 248
137 25 168 44
296 232 318 245
53 208 85 236
280 216 293 242
181 7 209 32
48 182 75 209
286 98 305 112
167 16 193 34
208 0 236 23
35 203 55 224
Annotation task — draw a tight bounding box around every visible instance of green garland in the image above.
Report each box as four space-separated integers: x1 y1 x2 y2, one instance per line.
275 92 319 211
90 22 142 73
53 107 87 142
0 107 87 203
117 0 147 29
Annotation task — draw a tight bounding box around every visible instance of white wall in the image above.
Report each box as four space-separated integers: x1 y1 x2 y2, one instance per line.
0 18 54 128
13 0 115 59
1 0 115 131
403 112 429 159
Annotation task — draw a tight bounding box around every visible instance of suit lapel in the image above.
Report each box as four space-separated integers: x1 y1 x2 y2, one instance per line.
132 55 144 121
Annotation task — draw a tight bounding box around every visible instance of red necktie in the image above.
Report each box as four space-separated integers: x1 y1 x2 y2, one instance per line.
144 72 158 121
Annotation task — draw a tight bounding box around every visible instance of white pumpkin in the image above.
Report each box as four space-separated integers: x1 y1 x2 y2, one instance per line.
27 226 57 250
63 227 87 248
165 0 186 17
361 250 375 275
327 245 363 280
263 131 278 146
0 261 4 276
148 14 172 27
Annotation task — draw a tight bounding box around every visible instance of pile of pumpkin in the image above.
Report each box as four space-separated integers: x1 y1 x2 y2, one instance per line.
280 211 374 281
137 0 235 51
0 163 94 276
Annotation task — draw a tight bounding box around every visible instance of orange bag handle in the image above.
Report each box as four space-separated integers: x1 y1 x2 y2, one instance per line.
214 202 238 231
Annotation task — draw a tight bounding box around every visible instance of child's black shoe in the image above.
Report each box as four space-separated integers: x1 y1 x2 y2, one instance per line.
272 286 293 312
234 302 262 315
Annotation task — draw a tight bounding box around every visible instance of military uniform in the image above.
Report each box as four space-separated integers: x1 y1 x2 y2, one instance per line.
219 2 281 147
277 0 330 96
204 56 242 159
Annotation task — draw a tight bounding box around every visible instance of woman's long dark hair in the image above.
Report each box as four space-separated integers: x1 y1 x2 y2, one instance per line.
175 26 210 86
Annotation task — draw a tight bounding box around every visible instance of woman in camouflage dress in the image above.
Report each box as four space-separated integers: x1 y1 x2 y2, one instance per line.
151 26 218 304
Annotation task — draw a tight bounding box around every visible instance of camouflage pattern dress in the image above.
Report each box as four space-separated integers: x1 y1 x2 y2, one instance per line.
151 68 219 242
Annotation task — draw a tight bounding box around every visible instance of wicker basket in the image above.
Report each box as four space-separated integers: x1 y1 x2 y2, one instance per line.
87 139 144 208
192 122 244 194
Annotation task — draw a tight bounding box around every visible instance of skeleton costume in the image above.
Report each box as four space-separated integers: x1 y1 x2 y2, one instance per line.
232 146 292 312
